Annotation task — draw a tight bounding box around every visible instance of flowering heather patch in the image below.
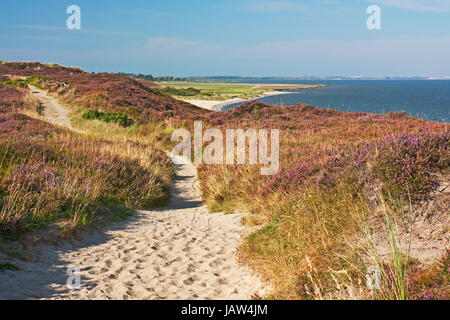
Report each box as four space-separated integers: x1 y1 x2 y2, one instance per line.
0 84 173 234
0 85 27 111
0 62 83 77
369 131 449 201
196 99 449 299
1 62 207 123
47 72 206 122
0 86 59 139
262 159 320 196
263 130 449 202
198 100 447 208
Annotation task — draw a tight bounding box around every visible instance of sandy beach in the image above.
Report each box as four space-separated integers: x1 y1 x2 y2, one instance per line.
182 91 294 111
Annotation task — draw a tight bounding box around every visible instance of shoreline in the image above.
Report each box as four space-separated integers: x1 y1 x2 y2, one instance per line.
183 91 296 111
181 84 327 111
216 90 295 111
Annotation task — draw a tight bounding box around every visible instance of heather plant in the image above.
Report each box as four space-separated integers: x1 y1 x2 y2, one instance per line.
0 62 207 124
42 72 206 122
0 130 172 234
0 62 82 77
370 131 449 202
0 84 173 235
197 100 449 299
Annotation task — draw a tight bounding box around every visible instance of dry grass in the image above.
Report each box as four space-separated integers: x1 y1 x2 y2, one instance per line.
196 102 449 299
1 62 448 299
0 84 174 236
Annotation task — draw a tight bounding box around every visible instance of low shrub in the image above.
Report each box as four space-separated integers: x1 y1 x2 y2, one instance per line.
0 76 47 89
82 109 133 127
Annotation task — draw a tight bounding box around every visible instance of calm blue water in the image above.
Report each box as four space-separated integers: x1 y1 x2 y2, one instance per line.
221 80 450 123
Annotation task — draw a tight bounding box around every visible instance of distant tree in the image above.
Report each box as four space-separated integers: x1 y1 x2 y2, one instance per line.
117 72 187 82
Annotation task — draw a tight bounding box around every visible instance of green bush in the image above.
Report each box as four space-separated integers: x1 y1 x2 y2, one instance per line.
0 76 46 88
82 109 133 127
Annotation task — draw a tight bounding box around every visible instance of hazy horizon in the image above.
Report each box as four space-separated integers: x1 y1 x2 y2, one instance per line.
4 60 450 79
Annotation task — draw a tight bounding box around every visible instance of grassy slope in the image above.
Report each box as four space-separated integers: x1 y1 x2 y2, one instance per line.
0 85 174 236
0 63 179 236
1 62 448 299
197 101 449 299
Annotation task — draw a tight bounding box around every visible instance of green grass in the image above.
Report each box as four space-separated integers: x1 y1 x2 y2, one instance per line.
0 76 46 88
158 82 268 101
82 109 133 127
159 87 201 97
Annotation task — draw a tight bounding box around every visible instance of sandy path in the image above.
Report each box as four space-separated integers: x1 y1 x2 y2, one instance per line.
28 85 72 128
0 89 266 300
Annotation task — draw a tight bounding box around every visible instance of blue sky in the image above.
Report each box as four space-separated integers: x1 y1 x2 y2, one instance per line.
1 0 449 76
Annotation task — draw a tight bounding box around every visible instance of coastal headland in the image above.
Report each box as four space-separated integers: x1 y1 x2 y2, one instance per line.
156 82 326 110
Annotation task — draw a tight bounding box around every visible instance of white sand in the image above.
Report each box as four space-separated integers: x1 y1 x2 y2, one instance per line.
182 98 242 111
28 85 72 128
0 89 268 300
183 91 294 110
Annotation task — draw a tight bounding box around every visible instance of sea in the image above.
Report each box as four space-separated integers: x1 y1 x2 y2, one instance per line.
220 80 450 123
